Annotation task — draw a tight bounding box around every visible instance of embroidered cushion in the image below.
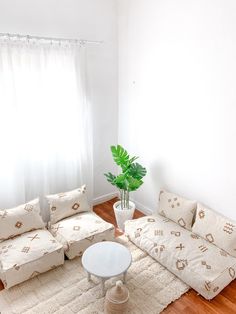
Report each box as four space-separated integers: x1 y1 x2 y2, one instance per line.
49 211 115 259
125 215 236 300
0 229 64 289
46 185 90 224
192 203 236 257
0 199 45 242
157 189 197 230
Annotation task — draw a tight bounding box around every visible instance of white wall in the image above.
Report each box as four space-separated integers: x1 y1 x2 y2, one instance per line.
118 0 236 220
0 0 118 202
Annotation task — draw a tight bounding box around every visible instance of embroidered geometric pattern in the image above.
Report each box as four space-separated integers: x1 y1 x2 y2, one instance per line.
198 210 205 219
162 218 170 223
154 243 165 254
204 281 211 291
73 226 80 231
15 221 23 228
191 234 200 239
213 286 219 293
72 203 80 210
171 231 181 237
147 218 156 223
168 197 180 209
178 218 186 228
135 228 142 238
223 223 235 234
229 267 235 279
28 234 40 241
24 204 34 212
21 246 30 253
86 235 95 242
199 245 208 252
29 271 40 279
176 259 188 270
51 206 57 212
176 243 185 250
201 261 211 270
205 233 214 243
159 210 166 217
154 229 163 236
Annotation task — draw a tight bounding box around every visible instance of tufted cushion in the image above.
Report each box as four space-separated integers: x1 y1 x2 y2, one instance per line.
125 215 236 299
50 211 115 259
46 185 90 224
158 189 197 230
192 203 236 257
0 199 45 242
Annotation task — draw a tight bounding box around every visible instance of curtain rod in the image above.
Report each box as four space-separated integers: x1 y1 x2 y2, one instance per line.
0 32 103 45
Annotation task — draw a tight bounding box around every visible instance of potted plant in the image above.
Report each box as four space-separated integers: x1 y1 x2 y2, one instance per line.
104 145 147 230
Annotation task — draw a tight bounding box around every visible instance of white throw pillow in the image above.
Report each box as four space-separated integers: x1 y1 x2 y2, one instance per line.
158 189 197 230
192 203 236 257
46 185 90 224
0 198 45 242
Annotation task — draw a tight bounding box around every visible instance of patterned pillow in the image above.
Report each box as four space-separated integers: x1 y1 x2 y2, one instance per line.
0 198 45 242
46 185 90 224
192 203 236 257
158 189 197 230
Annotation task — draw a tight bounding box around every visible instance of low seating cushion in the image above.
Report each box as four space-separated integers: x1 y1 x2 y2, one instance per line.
192 203 236 257
158 189 197 230
125 214 236 300
46 185 90 224
50 211 115 259
0 198 45 242
0 229 64 289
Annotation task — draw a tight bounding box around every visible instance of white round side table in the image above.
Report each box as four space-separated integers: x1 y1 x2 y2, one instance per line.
82 241 132 296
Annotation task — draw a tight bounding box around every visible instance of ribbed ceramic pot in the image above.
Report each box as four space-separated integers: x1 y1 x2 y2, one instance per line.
113 201 135 231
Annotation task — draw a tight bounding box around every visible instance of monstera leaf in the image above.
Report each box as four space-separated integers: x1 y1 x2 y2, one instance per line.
104 172 117 186
126 176 143 191
111 145 134 170
128 162 147 180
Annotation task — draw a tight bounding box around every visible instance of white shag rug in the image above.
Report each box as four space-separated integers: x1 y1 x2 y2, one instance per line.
0 236 189 314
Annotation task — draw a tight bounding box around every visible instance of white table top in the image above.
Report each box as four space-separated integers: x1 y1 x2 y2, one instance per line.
82 241 132 278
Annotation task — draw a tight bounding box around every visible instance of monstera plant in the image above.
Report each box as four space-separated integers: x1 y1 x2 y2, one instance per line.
104 145 147 229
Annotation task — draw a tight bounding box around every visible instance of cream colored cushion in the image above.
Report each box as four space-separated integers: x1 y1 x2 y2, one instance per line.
50 211 115 259
158 189 196 230
0 199 45 242
0 229 64 289
125 215 236 300
192 203 236 257
46 185 90 224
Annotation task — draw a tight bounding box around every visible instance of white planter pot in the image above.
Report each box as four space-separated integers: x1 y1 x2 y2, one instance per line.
113 201 135 231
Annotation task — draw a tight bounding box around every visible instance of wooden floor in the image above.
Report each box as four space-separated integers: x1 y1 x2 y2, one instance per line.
94 198 236 314
1 198 235 313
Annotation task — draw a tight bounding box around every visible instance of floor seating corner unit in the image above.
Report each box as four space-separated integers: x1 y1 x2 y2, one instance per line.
125 189 236 300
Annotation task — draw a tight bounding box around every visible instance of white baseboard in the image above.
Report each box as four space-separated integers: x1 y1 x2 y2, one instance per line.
130 198 153 216
93 193 153 216
93 192 118 206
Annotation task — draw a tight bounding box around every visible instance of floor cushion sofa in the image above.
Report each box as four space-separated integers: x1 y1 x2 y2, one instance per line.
0 199 64 289
47 185 115 259
49 211 115 259
125 189 236 300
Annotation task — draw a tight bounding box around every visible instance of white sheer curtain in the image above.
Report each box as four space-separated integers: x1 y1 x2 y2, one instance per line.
0 35 93 220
